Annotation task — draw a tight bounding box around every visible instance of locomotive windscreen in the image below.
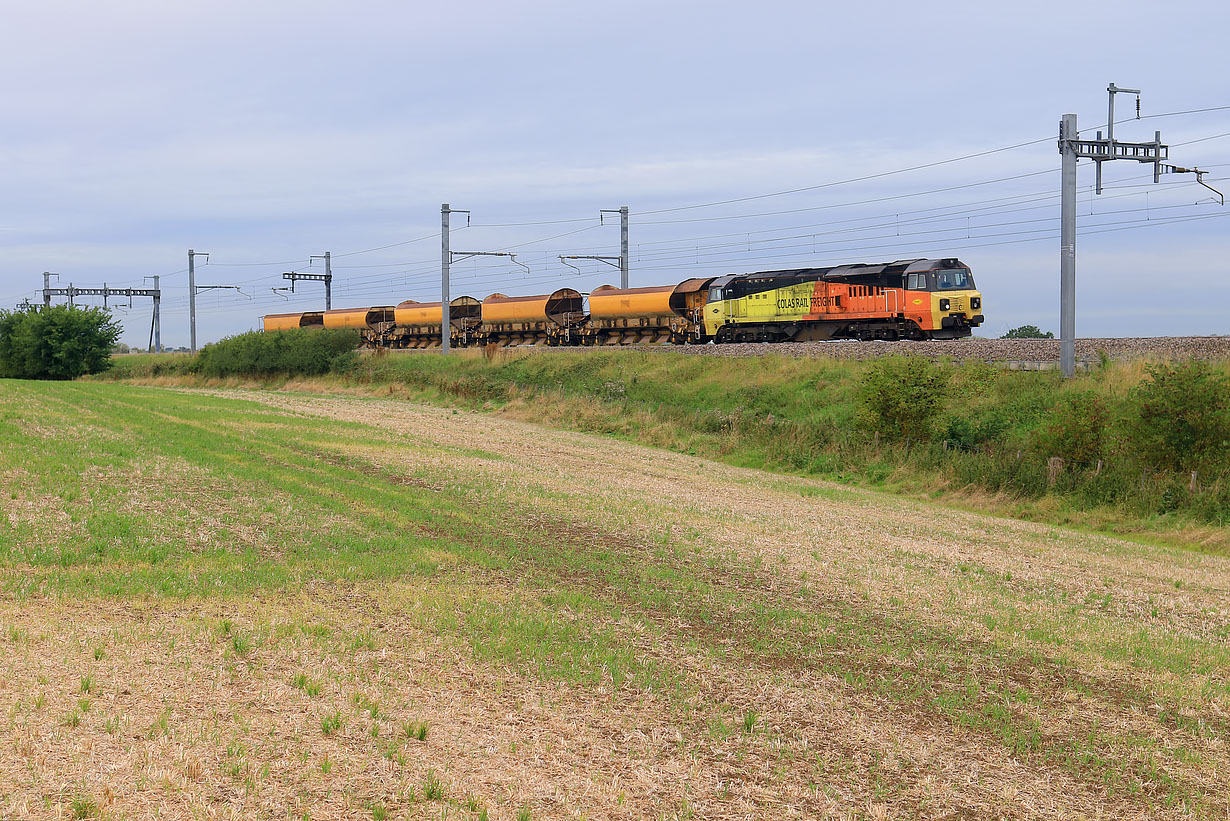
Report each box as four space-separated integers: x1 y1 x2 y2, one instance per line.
934 268 973 290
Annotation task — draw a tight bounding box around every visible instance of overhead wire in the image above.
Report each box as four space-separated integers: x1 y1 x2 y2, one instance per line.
58 114 1230 327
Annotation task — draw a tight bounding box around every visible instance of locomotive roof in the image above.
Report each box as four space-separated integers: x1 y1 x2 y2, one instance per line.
733 258 966 282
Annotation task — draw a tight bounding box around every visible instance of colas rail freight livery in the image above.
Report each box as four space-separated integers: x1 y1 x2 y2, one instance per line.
262 257 984 347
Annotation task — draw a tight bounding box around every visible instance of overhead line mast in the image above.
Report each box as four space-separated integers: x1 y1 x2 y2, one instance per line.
559 207 630 288
40 278 162 352
440 204 527 353
1058 84 1223 378
1058 85 1166 379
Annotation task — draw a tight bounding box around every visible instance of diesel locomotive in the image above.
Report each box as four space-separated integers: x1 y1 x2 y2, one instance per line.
262 257 983 347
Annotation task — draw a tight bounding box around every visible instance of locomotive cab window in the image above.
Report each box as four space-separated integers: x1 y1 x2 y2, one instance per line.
908 273 926 290
934 268 973 290
708 287 724 301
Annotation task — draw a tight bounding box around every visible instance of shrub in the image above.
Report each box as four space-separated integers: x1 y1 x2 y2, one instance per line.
1123 362 1230 474
1001 325 1054 339
858 355 950 441
195 328 359 378
0 305 121 380
1032 392 1109 468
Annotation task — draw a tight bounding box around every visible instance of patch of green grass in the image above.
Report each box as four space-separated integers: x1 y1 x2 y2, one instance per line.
321 710 344 736
292 673 321 696
70 794 98 819
380 741 405 766
421 769 444 801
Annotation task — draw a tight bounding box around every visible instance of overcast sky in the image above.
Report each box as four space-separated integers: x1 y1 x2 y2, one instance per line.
2 0 1227 347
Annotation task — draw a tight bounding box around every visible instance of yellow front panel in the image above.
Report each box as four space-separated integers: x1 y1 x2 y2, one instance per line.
929 290 982 329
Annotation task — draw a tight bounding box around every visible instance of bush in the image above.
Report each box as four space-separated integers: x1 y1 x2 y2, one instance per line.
1123 361 1230 474
0 305 121 380
1032 392 1109 468
1001 325 1054 339
858 355 950 441
195 328 359 378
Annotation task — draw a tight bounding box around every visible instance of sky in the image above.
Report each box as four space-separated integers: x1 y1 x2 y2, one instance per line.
1 0 1227 347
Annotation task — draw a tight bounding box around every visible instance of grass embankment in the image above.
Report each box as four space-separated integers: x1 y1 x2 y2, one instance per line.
107 348 1230 553
2 380 1230 818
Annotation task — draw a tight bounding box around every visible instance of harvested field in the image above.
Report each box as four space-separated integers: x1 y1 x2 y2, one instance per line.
2 380 1229 819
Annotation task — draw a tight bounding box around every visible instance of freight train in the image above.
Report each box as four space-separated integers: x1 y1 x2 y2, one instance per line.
262 257 984 347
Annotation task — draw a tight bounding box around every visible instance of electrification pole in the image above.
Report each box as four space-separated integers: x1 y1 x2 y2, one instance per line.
281 270 332 307
309 251 333 310
441 205 471 353
619 205 629 289
1060 114 1078 379
188 249 210 354
561 207 631 287
43 272 54 307
442 204 452 354
1057 84 1168 378
41 282 160 351
149 275 161 353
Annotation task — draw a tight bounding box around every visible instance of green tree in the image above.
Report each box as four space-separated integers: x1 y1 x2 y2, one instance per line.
1001 325 1054 339
0 305 121 380
858 355 950 441
1124 362 1230 473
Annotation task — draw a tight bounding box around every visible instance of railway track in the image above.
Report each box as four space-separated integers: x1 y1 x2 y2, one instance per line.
388 335 1230 362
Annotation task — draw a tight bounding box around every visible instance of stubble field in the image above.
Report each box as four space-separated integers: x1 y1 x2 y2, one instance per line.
1 381 1228 819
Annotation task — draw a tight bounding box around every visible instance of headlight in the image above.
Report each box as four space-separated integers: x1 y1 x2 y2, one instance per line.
939 298 951 311
971 297 981 309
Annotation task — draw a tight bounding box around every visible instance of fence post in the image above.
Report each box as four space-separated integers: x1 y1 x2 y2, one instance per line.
1191 471 1198 492
1047 456 1064 487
